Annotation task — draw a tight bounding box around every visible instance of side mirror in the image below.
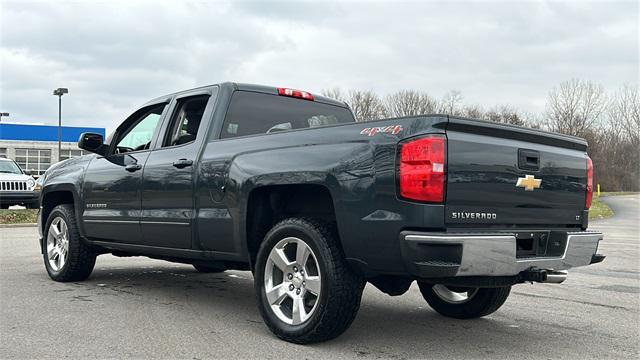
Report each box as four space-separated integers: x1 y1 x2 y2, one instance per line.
78 132 107 156
23 169 32 176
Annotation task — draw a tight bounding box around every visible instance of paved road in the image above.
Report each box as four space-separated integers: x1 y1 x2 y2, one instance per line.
1 195 638 359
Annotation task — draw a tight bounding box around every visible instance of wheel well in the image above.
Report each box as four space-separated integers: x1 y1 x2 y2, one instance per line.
246 184 337 266
41 191 75 233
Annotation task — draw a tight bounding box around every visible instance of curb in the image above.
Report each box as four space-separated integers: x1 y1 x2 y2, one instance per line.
0 223 37 228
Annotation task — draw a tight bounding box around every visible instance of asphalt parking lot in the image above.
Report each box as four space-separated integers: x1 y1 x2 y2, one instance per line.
1 195 638 359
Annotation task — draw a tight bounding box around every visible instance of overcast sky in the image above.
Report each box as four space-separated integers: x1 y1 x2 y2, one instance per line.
1 0 637 131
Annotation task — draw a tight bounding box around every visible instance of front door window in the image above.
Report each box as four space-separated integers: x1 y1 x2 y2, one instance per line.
115 104 166 153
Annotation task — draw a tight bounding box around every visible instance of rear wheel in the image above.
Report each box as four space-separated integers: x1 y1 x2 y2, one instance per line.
254 218 364 344
43 204 96 282
193 264 226 273
418 283 511 319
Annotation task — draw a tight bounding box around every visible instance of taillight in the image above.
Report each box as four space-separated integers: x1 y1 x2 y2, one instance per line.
398 135 446 202
277 87 314 101
586 156 593 209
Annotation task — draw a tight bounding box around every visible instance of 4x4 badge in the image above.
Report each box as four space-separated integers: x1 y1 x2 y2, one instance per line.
360 125 403 137
516 175 542 191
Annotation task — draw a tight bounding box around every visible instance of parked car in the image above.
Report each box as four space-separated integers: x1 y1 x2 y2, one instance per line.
37 82 605 344
0 157 39 209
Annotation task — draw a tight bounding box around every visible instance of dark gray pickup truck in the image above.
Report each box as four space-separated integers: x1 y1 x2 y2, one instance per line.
38 82 605 343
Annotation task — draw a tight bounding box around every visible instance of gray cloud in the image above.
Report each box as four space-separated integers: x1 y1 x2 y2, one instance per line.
1 0 637 131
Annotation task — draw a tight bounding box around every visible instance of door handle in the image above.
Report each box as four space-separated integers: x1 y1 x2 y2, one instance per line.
125 164 142 172
173 159 193 169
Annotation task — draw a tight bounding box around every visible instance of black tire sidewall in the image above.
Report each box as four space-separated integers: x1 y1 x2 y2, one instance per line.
254 221 332 337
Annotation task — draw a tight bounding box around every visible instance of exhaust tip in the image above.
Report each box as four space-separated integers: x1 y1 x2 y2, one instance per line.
520 268 568 284
543 270 568 284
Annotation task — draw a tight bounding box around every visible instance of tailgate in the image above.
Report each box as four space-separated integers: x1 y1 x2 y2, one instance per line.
444 117 589 227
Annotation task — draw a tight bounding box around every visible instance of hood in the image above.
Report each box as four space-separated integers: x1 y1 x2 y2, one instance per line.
0 173 33 181
41 153 96 188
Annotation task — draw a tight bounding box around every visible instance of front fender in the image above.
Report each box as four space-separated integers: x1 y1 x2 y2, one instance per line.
40 155 92 238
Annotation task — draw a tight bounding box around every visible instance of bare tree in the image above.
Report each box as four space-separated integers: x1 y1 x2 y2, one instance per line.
586 125 639 192
460 104 484 119
346 90 387 122
321 88 347 103
608 84 640 146
483 105 528 126
438 90 464 115
384 90 438 117
322 88 387 121
545 79 607 137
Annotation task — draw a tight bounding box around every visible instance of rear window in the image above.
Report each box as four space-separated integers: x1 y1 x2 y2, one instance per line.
219 91 354 139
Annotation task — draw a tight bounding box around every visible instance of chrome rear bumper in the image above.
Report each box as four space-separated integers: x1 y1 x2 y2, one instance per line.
400 231 603 278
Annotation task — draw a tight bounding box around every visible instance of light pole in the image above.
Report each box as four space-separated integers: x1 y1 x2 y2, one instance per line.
0 112 8 122
53 88 68 162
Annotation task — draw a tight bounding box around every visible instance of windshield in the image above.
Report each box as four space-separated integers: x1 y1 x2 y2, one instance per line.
0 160 23 174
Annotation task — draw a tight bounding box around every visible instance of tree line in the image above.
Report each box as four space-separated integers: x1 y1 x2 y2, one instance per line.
322 79 639 192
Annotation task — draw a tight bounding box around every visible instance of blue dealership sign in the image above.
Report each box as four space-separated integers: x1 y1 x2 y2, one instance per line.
0 123 105 142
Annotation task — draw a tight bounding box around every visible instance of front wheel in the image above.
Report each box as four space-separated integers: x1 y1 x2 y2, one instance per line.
418 283 511 319
254 218 364 344
43 204 96 282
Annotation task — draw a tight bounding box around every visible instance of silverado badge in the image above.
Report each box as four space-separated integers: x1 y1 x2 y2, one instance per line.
516 174 542 191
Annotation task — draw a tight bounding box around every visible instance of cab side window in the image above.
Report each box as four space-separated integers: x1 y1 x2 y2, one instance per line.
115 103 167 153
219 91 353 139
164 96 209 147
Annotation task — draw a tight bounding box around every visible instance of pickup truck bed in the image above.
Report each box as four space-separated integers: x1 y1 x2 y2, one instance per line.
37 82 605 344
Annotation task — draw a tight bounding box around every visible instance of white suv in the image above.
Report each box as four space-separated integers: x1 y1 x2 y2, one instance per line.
0 157 39 209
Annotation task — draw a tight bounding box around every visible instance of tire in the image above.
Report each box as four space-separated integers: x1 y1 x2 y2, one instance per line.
193 264 226 273
254 217 365 344
43 204 96 282
418 283 511 319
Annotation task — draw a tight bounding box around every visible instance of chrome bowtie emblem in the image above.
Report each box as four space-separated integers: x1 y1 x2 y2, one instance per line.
516 175 542 191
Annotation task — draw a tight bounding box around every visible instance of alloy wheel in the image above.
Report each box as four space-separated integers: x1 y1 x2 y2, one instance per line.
432 284 479 304
46 217 69 272
264 237 322 325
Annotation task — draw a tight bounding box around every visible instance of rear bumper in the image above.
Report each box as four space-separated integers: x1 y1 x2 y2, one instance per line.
400 231 604 278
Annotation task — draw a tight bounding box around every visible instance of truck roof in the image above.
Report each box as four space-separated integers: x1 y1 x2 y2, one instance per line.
143 82 349 109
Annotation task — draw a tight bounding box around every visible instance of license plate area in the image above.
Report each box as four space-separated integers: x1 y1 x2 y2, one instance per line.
515 231 567 258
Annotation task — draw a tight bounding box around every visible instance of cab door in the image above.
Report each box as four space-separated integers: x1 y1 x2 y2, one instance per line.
139 87 217 248
82 102 168 243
